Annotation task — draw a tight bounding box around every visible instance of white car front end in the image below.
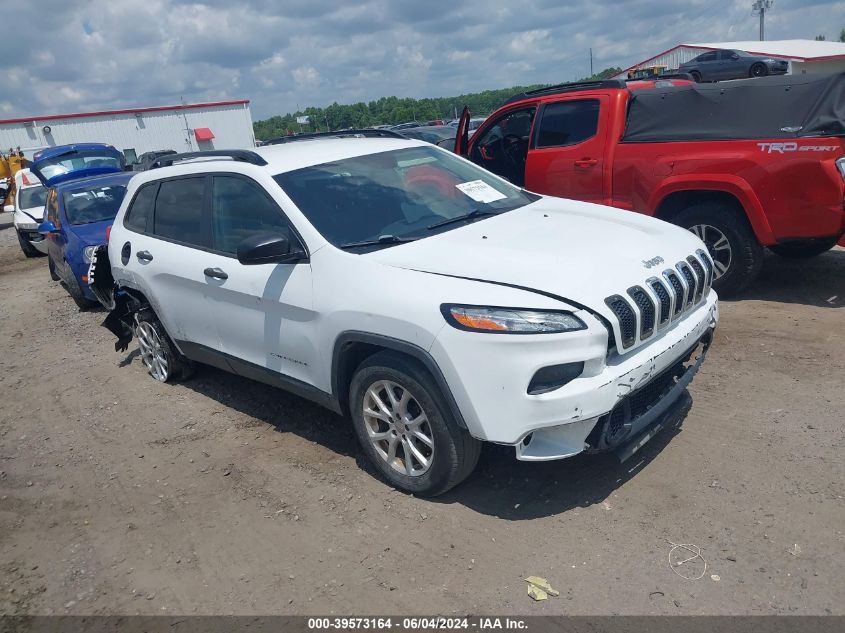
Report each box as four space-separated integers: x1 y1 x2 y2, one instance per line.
370 196 719 461
12 170 49 255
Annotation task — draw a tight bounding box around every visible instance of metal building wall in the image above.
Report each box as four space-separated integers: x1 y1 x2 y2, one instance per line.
613 46 710 78
0 102 255 160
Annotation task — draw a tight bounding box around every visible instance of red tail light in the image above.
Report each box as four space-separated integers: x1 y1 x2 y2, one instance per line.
105 225 111 242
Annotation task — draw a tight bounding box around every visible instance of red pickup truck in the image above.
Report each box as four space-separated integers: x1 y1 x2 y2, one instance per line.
454 74 845 295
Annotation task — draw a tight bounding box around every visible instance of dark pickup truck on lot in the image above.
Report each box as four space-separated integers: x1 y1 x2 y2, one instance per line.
454 74 845 294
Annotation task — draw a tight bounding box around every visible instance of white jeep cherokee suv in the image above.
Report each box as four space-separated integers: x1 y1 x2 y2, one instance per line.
91 132 718 495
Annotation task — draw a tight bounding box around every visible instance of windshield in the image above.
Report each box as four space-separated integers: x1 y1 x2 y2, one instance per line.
273 146 538 250
18 185 48 210
36 149 124 181
63 184 127 225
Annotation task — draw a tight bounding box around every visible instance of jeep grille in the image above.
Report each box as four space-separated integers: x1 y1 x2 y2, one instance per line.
603 252 712 353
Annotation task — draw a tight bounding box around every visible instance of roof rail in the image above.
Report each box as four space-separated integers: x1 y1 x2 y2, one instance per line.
264 129 406 145
503 80 627 105
149 149 268 169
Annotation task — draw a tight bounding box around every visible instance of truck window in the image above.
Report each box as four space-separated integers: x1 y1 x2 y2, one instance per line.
535 100 600 148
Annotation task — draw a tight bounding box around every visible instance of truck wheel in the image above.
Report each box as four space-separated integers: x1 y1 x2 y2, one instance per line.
674 203 763 296
16 230 42 258
349 351 481 496
769 239 837 259
48 256 60 281
750 63 768 78
134 312 194 383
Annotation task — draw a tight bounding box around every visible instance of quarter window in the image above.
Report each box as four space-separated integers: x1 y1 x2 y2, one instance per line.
535 100 600 148
211 176 293 254
152 177 206 246
124 183 158 233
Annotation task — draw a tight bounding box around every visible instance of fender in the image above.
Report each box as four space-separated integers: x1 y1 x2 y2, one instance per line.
331 331 468 429
648 174 776 245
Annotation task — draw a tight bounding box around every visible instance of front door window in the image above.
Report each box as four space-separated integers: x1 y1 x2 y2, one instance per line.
470 107 536 187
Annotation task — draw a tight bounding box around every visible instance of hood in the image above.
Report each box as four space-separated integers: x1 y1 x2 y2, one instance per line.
369 197 710 343
30 144 125 187
66 218 113 244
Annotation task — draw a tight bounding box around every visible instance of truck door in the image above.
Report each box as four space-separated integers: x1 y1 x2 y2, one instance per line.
523 96 609 204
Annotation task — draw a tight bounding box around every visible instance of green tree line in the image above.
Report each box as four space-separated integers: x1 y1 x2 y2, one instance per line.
252 67 621 140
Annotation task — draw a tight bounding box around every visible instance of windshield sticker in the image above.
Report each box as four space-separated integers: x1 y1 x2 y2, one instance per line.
455 180 507 203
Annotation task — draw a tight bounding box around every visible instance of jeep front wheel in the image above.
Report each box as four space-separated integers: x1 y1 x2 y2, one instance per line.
674 203 763 296
349 351 481 496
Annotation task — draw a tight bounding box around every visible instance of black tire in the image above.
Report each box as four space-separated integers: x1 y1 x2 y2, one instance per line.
134 311 195 383
690 71 702 83
750 63 768 78
674 202 763 296
47 256 60 281
63 271 99 311
769 239 837 259
349 351 481 496
16 230 43 258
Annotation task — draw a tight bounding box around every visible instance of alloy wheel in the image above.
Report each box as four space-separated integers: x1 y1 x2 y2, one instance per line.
689 223 732 281
135 320 170 382
362 380 434 477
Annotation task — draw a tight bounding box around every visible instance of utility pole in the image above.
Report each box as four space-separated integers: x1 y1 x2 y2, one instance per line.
589 48 593 76
752 0 773 41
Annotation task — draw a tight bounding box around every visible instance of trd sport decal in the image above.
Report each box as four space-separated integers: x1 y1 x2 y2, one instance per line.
758 142 838 154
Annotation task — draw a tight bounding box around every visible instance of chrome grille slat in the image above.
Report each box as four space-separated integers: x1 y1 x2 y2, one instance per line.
627 286 656 340
647 276 672 327
664 270 685 316
696 249 714 293
605 295 637 349
687 256 706 304
676 262 696 310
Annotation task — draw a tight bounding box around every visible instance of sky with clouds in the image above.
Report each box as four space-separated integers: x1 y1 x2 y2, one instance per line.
2 0 844 121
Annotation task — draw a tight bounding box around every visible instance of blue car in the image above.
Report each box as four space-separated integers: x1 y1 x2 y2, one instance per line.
33 144 132 309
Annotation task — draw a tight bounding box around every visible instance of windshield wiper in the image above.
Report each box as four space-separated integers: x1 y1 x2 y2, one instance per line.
339 234 420 250
426 208 500 230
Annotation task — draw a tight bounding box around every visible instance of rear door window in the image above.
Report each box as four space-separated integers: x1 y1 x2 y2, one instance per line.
124 183 158 233
535 100 600 148
152 177 208 247
211 175 294 255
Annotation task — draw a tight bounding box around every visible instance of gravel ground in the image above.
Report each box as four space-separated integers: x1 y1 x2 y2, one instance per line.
0 212 843 616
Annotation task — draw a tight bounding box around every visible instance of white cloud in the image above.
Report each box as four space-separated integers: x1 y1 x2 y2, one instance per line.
0 0 842 120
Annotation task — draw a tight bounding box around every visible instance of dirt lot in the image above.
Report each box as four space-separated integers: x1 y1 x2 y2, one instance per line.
0 213 842 616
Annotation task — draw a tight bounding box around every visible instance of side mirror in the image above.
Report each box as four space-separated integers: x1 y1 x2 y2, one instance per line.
38 220 59 234
3 204 13 213
731 54 740 60
236 232 305 265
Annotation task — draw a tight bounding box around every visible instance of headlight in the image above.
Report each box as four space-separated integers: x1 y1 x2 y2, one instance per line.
82 246 97 263
442 304 587 334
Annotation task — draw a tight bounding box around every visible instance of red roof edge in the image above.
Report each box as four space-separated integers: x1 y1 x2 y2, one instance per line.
0 99 250 126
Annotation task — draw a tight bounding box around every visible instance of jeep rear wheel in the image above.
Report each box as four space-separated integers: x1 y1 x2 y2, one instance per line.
349 351 481 496
674 203 763 296
134 312 194 383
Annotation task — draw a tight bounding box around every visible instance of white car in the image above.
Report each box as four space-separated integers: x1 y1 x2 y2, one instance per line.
91 134 718 495
10 169 49 257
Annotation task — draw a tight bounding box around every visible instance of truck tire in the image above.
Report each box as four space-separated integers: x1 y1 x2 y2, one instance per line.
16 230 42 258
674 203 763 296
134 311 195 383
769 239 837 259
349 351 481 496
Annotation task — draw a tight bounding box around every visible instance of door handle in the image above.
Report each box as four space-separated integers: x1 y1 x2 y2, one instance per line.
574 158 598 167
203 267 228 280
136 250 153 262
